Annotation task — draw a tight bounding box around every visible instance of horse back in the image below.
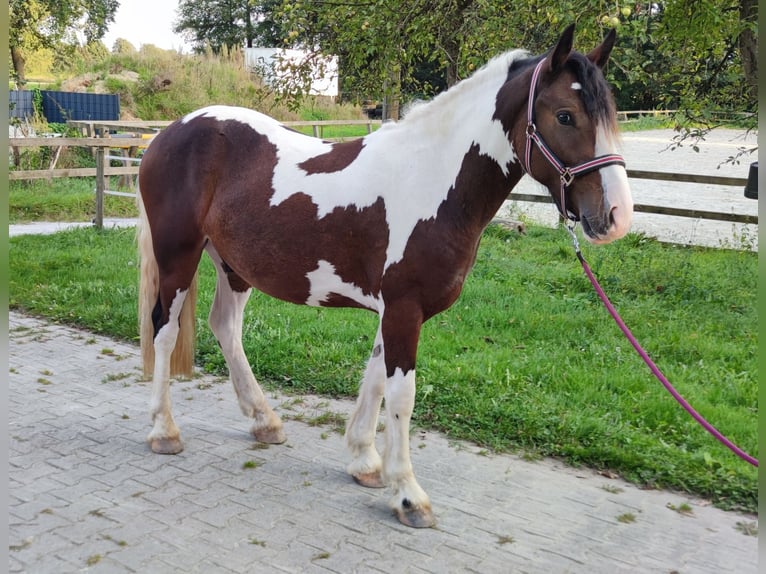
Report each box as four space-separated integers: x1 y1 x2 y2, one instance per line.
139 106 390 309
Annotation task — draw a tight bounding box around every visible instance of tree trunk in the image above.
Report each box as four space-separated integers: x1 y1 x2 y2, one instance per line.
10 45 27 88
383 66 401 121
245 4 254 48
441 0 473 88
738 0 757 104
444 36 460 88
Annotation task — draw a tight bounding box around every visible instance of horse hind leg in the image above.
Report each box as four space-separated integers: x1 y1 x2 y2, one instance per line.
206 245 285 444
146 271 199 455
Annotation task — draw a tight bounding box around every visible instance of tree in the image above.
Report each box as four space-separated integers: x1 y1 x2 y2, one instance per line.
174 0 287 53
112 38 138 55
172 0 754 125
273 0 756 124
273 0 473 117
9 0 119 87
738 0 757 102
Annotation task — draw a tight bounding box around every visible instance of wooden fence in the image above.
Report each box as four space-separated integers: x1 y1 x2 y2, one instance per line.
9 119 756 229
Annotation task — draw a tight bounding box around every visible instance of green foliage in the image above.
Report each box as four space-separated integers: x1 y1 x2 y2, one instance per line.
41 45 310 121
31 86 43 117
111 38 137 55
175 0 287 53
271 0 754 121
9 225 757 512
10 0 119 84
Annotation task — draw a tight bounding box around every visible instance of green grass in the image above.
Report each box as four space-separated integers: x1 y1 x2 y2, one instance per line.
10 179 138 223
618 115 675 132
293 125 378 140
8 224 757 512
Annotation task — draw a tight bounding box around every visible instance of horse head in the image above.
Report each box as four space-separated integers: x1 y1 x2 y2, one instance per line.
509 25 633 244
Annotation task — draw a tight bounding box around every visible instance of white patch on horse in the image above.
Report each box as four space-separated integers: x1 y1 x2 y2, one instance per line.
571 82 582 90
594 125 633 241
153 288 187 359
382 366 431 513
184 52 527 270
147 288 188 441
305 259 380 310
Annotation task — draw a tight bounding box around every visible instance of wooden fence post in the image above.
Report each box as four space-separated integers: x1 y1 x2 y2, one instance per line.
94 146 105 229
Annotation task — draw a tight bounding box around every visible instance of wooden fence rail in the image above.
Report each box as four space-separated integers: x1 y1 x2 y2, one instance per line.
9 122 756 229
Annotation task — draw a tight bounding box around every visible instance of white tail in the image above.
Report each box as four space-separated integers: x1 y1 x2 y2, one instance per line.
137 192 197 378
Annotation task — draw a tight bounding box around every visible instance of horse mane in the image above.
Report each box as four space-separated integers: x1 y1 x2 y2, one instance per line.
399 49 530 124
400 47 620 142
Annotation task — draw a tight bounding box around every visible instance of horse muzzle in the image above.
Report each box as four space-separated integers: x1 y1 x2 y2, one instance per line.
579 164 633 244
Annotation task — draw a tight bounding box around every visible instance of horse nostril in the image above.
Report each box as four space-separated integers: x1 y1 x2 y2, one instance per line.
609 205 617 227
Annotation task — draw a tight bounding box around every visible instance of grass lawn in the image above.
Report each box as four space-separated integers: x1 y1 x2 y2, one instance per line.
8 223 757 513
10 178 138 223
292 124 379 140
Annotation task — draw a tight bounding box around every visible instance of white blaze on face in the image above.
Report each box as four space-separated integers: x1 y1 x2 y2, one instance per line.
571 82 583 91
594 125 633 242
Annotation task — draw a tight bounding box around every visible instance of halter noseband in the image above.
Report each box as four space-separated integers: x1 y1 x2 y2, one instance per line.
523 58 626 221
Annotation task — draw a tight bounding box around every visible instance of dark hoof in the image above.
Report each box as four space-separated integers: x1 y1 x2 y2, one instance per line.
352 471 386 489
394 503 436 528
253 426 286 444
150 437 184 454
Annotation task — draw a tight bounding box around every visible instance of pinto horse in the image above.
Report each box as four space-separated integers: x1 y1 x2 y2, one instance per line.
137 25 633 528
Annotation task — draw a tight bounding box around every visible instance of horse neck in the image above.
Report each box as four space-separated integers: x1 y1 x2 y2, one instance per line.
375 69 527 228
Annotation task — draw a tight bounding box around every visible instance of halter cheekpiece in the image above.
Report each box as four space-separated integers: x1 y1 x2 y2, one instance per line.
523 58 626 221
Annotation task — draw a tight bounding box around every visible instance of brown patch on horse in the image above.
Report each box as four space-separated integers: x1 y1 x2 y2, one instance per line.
378 144 518 375
172 118 386 307
299 139 365 174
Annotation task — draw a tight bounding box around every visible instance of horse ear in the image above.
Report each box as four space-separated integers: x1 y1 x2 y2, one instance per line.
587 28 617 69
548 24 576 72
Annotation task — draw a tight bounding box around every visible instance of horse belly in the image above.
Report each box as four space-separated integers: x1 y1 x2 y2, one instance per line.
207 197 387 313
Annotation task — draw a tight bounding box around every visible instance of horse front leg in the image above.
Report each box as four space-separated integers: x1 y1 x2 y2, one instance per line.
380 304 435 528
346 325 386 488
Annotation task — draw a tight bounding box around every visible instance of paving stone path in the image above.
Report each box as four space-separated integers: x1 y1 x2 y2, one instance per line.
9 312 758 573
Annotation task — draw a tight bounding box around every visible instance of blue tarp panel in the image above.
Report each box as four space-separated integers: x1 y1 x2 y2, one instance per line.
40 91 120 123
9 90 33 119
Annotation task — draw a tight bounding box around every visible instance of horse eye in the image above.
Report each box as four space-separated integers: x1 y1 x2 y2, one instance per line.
557 112 573 126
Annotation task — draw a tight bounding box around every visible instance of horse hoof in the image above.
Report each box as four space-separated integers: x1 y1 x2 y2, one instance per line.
352 471 386 489
150 437 184 454
394 501 436 528
253 426 287 444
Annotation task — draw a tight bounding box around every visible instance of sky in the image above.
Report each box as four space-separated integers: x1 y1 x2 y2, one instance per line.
101 0 192 53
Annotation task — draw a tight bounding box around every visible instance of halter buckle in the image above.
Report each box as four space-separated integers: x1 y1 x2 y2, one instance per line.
560 168 575 187
526 123 536 137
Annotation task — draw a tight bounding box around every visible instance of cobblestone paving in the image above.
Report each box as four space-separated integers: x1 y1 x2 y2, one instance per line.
9 312 758 573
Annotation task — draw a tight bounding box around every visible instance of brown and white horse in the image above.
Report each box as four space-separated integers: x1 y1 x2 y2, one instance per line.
137 25 632 528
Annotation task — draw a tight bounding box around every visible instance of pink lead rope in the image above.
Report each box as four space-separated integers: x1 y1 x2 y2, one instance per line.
565 224 758 467
523 56 756 467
